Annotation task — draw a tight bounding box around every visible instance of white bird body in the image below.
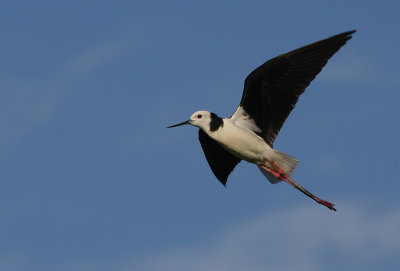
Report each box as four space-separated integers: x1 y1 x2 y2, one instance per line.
208 118 271 164
209 119 291 170
168 30 356 211
189 111 298 180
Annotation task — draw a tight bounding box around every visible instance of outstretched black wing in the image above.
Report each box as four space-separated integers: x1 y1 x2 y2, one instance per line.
232 30 356 147
198 129 241 186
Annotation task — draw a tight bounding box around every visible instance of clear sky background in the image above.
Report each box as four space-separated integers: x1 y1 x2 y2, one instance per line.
1 1 399 270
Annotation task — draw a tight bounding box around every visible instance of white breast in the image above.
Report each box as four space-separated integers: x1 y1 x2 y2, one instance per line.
208 119 274 164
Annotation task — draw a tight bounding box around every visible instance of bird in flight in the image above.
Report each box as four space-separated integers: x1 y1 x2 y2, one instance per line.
167 30 356 211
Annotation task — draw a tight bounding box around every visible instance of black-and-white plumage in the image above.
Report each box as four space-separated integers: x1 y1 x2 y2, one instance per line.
168 30 356 210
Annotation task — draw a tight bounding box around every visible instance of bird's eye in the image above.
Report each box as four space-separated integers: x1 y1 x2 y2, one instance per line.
197 114 202 119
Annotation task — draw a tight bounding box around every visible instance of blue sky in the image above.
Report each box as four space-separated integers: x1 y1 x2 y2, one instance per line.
1 1 399 270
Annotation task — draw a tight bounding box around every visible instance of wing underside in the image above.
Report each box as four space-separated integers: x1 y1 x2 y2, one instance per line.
198 129 241 186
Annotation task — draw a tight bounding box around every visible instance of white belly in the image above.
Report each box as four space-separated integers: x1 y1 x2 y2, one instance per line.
209 120 274 164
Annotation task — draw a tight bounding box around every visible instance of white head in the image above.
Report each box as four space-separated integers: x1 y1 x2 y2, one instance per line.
167 110 216 131
188 111 213 129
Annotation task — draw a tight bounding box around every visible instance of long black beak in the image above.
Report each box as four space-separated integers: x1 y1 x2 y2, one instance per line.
166 120 190 128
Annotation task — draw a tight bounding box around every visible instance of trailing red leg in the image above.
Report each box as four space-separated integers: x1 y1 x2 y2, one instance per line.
259 163 336 211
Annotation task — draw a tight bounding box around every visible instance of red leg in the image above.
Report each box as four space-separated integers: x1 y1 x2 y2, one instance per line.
259 163 336 211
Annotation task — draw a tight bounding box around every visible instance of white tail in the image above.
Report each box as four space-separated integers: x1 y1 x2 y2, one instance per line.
258 167 282 184
258 150 298 184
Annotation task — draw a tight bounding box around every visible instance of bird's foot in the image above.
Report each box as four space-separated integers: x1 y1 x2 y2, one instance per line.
314 198 336 211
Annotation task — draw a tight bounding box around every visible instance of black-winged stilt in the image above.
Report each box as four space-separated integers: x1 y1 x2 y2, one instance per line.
168 30 356 211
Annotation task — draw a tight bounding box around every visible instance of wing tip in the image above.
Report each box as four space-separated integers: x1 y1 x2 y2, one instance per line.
331 29 356 44
341 29 357 40
343 29 357 35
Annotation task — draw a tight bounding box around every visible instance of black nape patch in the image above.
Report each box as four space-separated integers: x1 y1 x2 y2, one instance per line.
209 112 223 132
